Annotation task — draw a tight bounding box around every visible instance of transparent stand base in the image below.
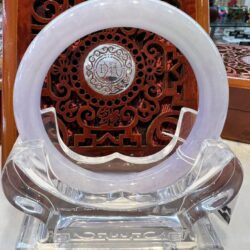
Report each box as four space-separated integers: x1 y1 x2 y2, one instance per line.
17 214 222 250
2 108 243 250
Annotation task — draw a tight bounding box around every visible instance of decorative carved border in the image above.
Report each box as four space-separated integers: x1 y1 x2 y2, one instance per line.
218 44 250 80
2 0 208 164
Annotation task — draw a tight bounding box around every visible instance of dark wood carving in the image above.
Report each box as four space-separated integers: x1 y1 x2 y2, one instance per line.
218 44 250 79
27 0 198 157
41 27 197 157
1 0 210 164
2 0 203 166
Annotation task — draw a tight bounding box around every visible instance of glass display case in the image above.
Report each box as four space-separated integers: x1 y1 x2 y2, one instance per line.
211 22 250 45
210 0 250 45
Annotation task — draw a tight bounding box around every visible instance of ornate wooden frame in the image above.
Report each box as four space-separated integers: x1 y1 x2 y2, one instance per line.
217 44 250 90
1 0 209 163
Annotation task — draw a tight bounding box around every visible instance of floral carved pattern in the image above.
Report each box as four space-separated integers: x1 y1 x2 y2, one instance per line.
218 44 250 79
30 0 198 159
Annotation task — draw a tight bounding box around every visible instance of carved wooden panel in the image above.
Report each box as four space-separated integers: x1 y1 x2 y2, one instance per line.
218 44 250 80
41 28 197 157
18 0 199 57
15 0 199 158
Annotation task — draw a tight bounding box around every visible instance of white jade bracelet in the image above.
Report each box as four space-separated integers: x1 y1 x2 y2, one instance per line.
14 0 228 194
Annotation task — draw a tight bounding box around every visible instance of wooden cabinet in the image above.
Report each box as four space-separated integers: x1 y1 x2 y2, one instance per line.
223 86 250 143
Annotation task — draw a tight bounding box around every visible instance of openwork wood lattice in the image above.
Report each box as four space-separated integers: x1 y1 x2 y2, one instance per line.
28 0 198 159
218 44 250 79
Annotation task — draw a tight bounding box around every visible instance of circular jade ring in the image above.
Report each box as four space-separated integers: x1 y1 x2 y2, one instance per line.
14 0 228 194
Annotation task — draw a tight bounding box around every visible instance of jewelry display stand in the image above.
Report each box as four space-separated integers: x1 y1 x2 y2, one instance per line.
2 108 243 250
1 1 244 249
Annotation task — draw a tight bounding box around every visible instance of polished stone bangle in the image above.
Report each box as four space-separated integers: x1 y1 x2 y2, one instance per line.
13 0 228 194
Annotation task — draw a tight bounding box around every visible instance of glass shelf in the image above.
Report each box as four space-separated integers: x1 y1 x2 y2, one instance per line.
211 20 250 27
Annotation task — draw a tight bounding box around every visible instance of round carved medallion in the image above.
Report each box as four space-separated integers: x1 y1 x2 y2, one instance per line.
84 44 136 96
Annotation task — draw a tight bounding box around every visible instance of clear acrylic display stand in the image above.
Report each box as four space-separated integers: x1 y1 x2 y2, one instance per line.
2 107 243 250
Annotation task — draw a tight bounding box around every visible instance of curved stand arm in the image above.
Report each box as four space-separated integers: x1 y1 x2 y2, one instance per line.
1 108 243 221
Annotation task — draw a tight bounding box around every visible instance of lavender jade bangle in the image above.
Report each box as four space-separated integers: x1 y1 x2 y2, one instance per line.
13 0 229 194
